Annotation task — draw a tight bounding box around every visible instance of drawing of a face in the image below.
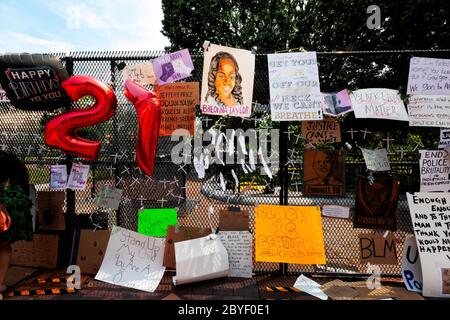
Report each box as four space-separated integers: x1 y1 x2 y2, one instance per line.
313 151 332 178
363 181 390 214
215 58 237 99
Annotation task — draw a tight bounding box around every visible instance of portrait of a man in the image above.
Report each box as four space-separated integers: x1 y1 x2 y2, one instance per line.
303 149 345 196
353 176 400 230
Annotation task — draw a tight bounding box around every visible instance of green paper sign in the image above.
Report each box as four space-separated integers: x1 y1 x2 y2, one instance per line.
138 208 177 237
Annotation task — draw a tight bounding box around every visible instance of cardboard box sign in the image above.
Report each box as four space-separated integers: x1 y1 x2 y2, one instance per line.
11 234 59 268
163 225 211 269
218 210 250 231
37 191 65 231
359 233 398 265
72 229 111 275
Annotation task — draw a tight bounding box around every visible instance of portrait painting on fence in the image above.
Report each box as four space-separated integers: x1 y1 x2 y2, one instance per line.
353 176 400 230
303 149 345 196
201 43 255 118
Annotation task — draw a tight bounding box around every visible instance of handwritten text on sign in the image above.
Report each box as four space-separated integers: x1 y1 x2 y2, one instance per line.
408 95 450 128
350 89 409 121
255 205 326 264
218 231 253 278
301 118 341 144
95 226 165 292
402 235 423 293
159 82 199 136
122 62 156 86
407 57 450 95
360 148 391 171
419 150 450 192
138 208 177 237
406 193 450 298
268 52 323 121
440 128 450 148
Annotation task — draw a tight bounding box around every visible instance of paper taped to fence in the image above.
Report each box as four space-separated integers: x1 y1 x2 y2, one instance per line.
218 231 253 278
419 150 450 192
360 148 391 171
407 95 450 128
407 57 450 95
439 128 450 148
255 205 326 264
122 62 156 86
402 235 423 293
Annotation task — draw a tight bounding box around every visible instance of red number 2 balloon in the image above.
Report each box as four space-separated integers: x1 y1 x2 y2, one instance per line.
44 75 117 160
124 79 161 176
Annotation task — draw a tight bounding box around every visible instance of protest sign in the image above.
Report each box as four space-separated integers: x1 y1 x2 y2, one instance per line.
66 163 89 190
72 229 111 275
439 128 450 148
255 205 326 264
159 82 198 136
402 235 423 293
122 62 156 86
407 57 450 95
408 95 450 128
95 226 166 292
350 88 409 121
301 118 341 144
359 233 398 265
94 186 122 211
50 165 67 190
200 43 254 118
322 89 353 117
360 148 391 171
419 150 450 192
218 231 253 278
406 193 450 297
138 208 177 237
152 49 194 85
321 205 350 219
268 52 322 121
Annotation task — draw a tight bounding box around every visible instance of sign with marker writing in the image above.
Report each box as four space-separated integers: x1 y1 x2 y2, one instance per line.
138 208 177 237
268 52 323 121
255 205 326 264
359 233 398 265
153 49 194 85
159 82 199 136
50 164 67 190
218 231 253 278
401 235 423 293
321 205 350 219
419 150 450 192
360 148 391 171
350 89 409 121
408 95 450 128
407 57 450 95
95 226 166 293
122 62 156 86
439 128 450 148
94 186 123 211
301 118 341 144
66 163 89 190
406 193 450 298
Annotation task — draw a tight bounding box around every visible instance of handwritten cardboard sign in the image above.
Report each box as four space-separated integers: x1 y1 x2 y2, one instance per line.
122 62 156 86
218 210 250 231
406 193 450 298
322 89 353 117
255 205 326 264
360 148 391 171
66 163 89 190
303 149 345 196
159 82 199 136
138 208 177 237
301 118 341 144
200 43 255 118
50 165 67 190
419 150 450 192
268 52 323 121
440 128 450 148
218 231 253 278
350 89 409 121
11 234 59 268
407 57 450 95
408 95 450 128
163 225 211 269
359 233 398 265
72 229 111 275
353 176 399 230
37 191 65 231
402 235 423 293
94 186 123 211
321 205 350 219
95 226 166 293
153 49 194 85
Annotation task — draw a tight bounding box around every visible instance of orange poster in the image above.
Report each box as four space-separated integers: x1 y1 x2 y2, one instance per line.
255 205 326 264
159 82 199 136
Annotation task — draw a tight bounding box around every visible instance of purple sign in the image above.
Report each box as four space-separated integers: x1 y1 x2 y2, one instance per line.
153 49 194 85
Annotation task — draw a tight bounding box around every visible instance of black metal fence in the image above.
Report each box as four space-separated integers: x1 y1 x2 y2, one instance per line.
1 49 447 276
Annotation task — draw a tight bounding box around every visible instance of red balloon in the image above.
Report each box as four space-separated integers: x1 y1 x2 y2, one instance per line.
124 80 161 176
44 75 117 160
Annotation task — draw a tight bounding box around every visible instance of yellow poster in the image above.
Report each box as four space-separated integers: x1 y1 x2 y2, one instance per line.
255 205 326 264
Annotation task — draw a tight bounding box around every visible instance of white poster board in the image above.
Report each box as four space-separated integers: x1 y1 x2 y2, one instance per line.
407 95 450 128
407 57 450 95
268 52 323 121
440 128 450 148
122 62 156 86
95 226 165 292
218 231 252 278
406 193 450 298
360 148 391 171
350 88 409 121
402 235 423 293
419 150 450 192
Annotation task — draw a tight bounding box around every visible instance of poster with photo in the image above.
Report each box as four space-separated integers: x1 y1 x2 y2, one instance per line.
201 43 255 118
152 49 194 85
353 176 400 230
322 89 353 117
303 149 345 196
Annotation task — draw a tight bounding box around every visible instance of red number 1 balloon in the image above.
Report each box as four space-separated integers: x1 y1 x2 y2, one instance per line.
124 79 161 176
44 75 117 160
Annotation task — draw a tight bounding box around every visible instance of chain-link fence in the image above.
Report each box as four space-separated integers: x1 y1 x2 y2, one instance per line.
1 49 447 276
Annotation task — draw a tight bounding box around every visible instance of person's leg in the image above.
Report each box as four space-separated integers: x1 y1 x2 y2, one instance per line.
0 241 12 292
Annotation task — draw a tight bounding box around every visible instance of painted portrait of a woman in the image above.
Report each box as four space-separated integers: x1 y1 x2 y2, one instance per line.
204 51 244 107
